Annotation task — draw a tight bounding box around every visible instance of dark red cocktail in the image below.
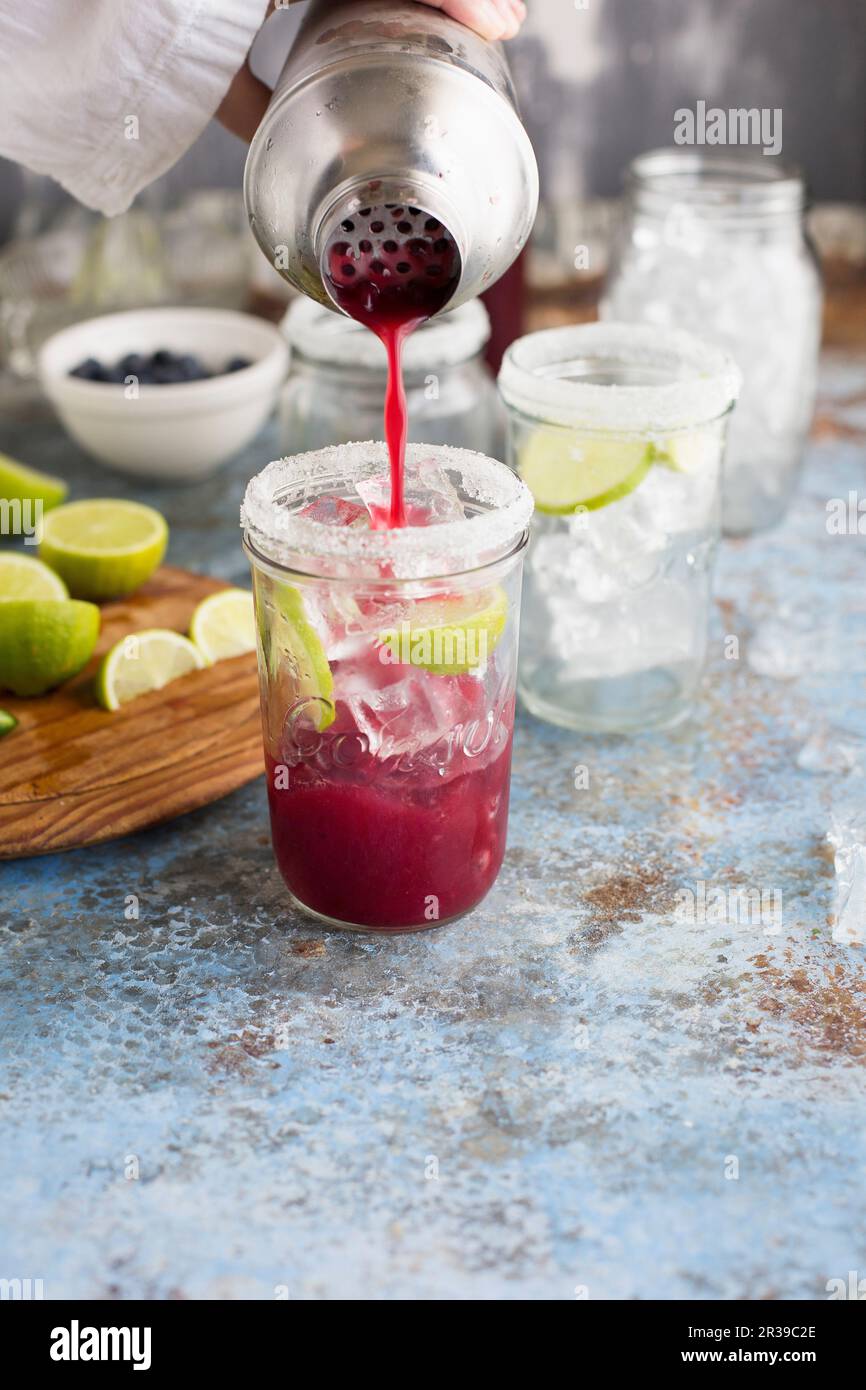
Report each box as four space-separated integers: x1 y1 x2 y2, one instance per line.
265 690 514 930
243 444 532 932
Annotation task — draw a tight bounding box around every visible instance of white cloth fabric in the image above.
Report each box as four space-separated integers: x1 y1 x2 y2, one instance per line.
0 1 265 215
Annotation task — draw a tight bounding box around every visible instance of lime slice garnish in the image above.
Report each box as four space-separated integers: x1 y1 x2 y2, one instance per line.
258 580 335 732
0 450 68 511
518 431 653 514
189 588 256 664
379 585 508 676
0 709 18 737
0 552 69 601
0 600 100 697
95 629 206 711
39 499 168 600
654 432 714 475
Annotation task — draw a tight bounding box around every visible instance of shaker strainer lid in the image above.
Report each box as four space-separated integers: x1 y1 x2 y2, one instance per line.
281 296 491 372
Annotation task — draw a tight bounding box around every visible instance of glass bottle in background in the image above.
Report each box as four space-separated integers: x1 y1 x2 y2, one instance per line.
481 248 527 375
499 323 741 734
602 150 822 536
242 441 533 933
279 299 503 458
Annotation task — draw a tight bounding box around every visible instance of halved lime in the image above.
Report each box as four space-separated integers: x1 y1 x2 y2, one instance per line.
0 710 17 737
39 499 168 600
189 588 256 664
0 600 100 697
518 431 653 514
0 450 68 511
259 580 334 732
0 552 69 601
380 586 509 676
95 629 206 711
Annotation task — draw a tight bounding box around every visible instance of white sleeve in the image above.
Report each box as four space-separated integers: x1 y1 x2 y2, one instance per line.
0 0 266 216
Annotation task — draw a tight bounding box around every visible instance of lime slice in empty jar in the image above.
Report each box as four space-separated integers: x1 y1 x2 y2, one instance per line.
518 430 653 515
653 431 715 475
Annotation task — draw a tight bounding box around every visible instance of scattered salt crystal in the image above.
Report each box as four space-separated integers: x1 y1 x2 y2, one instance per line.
747 613 866 680
827 772 866 946
796 727 866 775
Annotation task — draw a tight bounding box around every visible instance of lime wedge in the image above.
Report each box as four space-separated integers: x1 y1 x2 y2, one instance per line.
0 552 69 601
189 588 256 664
0 709 18 737
0 450 68 511
0 600 100 696
380 586 509 676
518 431 653 514
39 499 168 600
257 579 334 732
95 629 206 711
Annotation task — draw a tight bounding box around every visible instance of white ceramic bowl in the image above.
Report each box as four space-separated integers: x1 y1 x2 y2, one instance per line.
38 307 289 480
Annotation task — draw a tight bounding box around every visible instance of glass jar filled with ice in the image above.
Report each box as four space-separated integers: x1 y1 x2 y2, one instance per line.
602 149 822 536
242 442 533 933
498 323 741 734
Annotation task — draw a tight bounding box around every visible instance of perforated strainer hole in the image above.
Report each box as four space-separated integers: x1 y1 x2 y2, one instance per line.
322 202 461 310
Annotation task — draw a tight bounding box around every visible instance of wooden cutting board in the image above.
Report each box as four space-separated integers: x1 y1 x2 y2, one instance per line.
0 566 264 859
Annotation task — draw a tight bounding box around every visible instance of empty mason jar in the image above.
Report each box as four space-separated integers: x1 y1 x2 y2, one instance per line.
602 150 822 536
279 297 502 457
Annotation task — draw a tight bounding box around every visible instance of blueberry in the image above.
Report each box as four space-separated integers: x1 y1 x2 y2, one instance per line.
226 356 252 373
69 356 107 381
176 353 207 381
118 352 146 376
151 348 176 368
151 364 182 384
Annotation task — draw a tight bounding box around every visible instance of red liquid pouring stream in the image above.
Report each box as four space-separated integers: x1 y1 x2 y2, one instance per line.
323 204 461 528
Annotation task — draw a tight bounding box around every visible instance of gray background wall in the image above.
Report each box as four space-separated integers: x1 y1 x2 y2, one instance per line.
1 0 864 242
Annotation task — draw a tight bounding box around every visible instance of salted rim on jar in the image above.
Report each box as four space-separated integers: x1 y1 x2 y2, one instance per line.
241 441 534 581
627 147 806 215
498 322 742 433
282 297 491 371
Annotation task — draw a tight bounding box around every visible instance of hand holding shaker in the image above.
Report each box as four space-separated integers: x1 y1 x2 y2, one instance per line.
244 0 539 312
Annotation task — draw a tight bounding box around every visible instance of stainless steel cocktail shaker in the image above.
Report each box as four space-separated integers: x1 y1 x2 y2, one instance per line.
244 0 538 315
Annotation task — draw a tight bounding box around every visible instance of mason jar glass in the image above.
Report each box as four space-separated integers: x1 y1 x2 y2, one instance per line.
499 323 741 734
279 297 502 457
602 149 822 536
242 441 533 934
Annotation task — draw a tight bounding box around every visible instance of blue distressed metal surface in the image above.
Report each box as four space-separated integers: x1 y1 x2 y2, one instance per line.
1 352 865 1300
